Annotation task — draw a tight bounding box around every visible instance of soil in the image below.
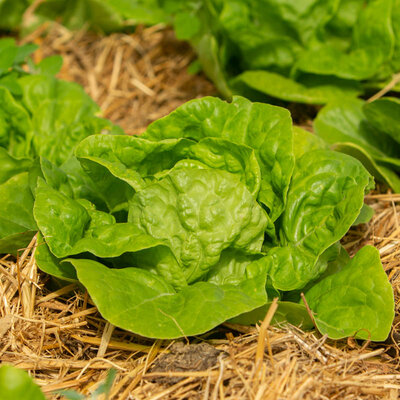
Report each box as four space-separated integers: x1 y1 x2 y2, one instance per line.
149 342 223 384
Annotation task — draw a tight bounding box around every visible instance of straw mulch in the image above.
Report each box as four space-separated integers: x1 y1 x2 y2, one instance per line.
1 24 398 400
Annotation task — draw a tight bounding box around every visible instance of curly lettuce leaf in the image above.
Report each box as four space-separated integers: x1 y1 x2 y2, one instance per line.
76 134 261 197
129 167 268 282
265 150 373 290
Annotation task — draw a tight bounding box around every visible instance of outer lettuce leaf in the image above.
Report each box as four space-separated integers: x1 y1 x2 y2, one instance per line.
331 142 400 193
69 257 268 339
0 172 36 254
142 96 294 221
265 150 373 290
35 234 77 281
231 71 361 105
314 98 400 160
229 301 314 330
353 203 374 226
306 246 394 341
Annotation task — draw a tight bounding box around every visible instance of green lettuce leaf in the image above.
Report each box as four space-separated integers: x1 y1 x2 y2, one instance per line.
0 87 32 158
314 98 400 191
295 0 395 80
128 167 268 282
68 257 268 339
0 365 45 400
266 150 373 290
363 97 400 144
306 246 394 341
231 71 361 105
0 172 36 254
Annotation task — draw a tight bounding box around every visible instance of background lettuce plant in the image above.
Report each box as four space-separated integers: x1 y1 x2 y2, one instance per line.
177 0 400 104
105 0 399 105
0 39 122 253
29 96 394 340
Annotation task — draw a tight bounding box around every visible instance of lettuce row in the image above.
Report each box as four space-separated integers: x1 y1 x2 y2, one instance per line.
126 0 400 104
27 96 394 340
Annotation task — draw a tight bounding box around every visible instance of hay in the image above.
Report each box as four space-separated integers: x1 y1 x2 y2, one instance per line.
1 24 398 399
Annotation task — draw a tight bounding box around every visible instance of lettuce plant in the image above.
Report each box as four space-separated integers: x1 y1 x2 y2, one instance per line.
0 40 122 253
30 96 394 340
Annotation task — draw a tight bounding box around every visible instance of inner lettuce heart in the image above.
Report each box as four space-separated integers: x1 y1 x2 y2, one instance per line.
128 167 269 283
29 96 394 340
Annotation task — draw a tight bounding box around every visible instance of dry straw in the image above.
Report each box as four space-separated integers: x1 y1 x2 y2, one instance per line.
1 23 398 399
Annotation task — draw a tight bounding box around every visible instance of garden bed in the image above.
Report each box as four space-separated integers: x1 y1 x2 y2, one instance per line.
0 23 399 399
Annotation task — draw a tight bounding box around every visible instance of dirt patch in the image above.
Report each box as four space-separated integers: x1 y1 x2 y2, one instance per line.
148 342 223 384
